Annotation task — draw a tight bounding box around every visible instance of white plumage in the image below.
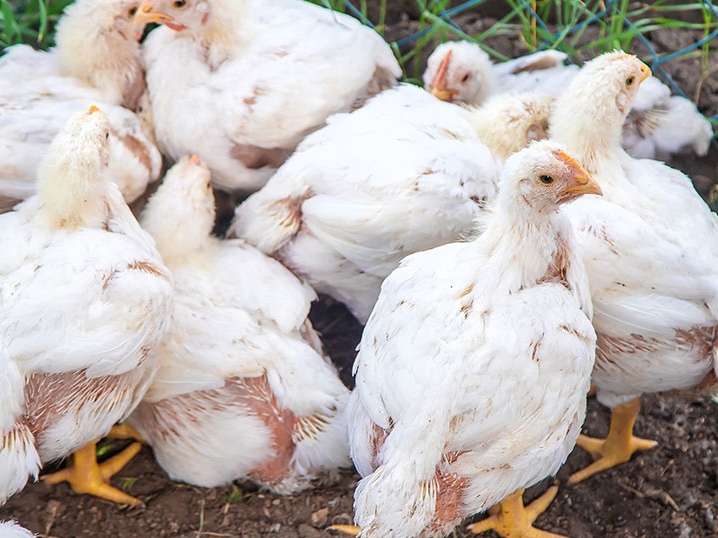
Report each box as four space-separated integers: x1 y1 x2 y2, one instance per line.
231 84 553 323
0 0 161 209
424 41 714 159
0 107 172 505
127 156 350 493
135 0 401 192
550 51 718 484
0 521 36 538
348 140 599 538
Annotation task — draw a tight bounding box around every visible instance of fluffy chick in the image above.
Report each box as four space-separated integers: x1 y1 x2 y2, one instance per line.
345 140 599 538
230 84 553 323
550 51 718 484
127 156 350 493
134 0 401 193
0 107 172 506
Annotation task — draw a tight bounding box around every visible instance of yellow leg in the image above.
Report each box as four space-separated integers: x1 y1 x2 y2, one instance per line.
468 486 565 537
107 423 146 443
569 397 657 485
43 440 143 506
328 525 360 535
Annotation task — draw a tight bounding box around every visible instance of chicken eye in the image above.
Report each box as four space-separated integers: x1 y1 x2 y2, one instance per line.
173 0 187 7
539 175 553 184
626 76 634 86
461 73 471 83
128 6 137 16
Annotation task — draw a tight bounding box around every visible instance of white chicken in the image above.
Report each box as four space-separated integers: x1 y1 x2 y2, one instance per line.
0 0 162 211
424 41 714 159
0 107 173 506
549 51 718 484
134 0 401 193
340 140 600 538
230 84 553 323
127 156 350 493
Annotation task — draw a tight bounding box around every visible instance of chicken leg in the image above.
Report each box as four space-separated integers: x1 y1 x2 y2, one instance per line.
468 486 566 537
568 397 657 484
43 439 143 506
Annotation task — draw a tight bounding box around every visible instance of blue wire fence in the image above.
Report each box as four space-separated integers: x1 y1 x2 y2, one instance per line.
335 0 718 125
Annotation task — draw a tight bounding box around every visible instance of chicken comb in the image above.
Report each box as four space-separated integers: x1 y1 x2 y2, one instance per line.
190 154 200 165
433 48 453 87
88 105 101 114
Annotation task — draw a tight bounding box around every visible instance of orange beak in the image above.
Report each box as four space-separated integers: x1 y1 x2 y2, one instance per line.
189 154 200 165
638 61 651 84
88 105 101 114
134 1 186 30
429 50 459 102
556 151 602 203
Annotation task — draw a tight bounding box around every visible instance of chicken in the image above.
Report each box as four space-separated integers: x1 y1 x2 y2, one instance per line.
126 156 350 493
0 521 35 538
0 107 173 506
230 84 553 323
134 0 401 193
0 0 161 211
424 41 714 159
339 140 599 538
549 51 718 484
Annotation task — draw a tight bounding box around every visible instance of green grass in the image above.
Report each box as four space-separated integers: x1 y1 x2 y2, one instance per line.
0 0 72 48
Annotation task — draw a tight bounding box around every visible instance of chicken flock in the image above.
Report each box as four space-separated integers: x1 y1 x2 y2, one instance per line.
0 0 716 537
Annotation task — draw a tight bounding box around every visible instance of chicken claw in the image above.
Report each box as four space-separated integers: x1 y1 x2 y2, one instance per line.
569 397 657 484
469 486 566 538
43 440 143 506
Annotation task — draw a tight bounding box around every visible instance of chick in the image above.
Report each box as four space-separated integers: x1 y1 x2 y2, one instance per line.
134 0 401 192
127 156 350 493
0 107 172 506
339 140 599 538
231 84 553 323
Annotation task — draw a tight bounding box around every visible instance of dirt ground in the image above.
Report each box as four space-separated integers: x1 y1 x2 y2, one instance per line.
2 2 718 538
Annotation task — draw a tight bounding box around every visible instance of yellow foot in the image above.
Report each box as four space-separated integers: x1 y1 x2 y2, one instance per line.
107 423 146 443
43 440 143 506
569 397 657 485
328 525 360 535
468 486 565 538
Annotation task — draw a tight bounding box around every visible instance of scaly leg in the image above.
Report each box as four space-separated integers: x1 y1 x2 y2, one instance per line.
468 486 566 537
107 423 146 443
569 397 657 485
43 440 143 506
328 525 360 535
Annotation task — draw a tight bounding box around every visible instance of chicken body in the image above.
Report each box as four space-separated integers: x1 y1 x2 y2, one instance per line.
0 521 36 538
424 42 714 160
550 51 718 482
348 141 599 537
231 84 552 323
128 157 350 493
0 108 172 504
0 0 161 209
137 0 401 193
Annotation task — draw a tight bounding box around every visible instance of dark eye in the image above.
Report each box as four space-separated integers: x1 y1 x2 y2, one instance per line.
128 6 137 16
540 175 553 184
461 73 470 83
626 76 634 86
173 0 186 7
105 132 110 140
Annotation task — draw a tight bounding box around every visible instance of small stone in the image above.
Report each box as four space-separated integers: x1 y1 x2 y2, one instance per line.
310 507 329 527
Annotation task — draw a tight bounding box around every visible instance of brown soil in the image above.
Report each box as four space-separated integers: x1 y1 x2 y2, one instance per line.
2 3 718 538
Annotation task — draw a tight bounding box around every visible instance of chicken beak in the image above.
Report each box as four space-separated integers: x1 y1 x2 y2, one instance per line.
429 50 459 102
638 62 652 84
556 151 602 203
134 1 176 27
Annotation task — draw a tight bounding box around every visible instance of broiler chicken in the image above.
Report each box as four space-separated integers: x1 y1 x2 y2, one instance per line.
134 0 401 193
0 107 173 506
424 41 714 159
0 0 162 211
127 156 350 493
340 140 599 538
230 84 553 323
549 51 718 484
